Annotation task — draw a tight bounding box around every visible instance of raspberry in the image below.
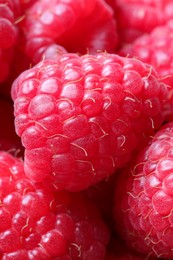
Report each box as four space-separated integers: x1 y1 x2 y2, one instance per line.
113 121 173 258
120 19 173 121
21 0 118 63
115 0 173 45
0 151 109 259
0 0 20 83
11 52 168 191
120 20 173 86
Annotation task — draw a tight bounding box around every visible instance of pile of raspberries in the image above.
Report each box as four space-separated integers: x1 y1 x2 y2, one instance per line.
1 0 173 259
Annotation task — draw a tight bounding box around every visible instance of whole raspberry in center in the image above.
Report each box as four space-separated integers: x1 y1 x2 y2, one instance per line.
12 52 168 191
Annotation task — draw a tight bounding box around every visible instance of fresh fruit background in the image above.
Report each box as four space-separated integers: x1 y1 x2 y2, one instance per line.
1 0 173 259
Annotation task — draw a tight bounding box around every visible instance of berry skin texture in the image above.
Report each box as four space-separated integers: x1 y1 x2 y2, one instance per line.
12 52 168 191
113 121 173 259
115 0 173 45
120 19 173 87
21 0 118 63
0 151 109 259
0 0 20 83
119 19 173 121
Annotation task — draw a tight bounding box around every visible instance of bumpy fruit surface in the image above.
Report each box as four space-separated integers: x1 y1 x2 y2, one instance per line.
120 19 173 86
0 151 109 259
21 0 118 63
115 0 173 45
12 52 168 191
120 19 173 121
114 121 173 258
0 0 20 83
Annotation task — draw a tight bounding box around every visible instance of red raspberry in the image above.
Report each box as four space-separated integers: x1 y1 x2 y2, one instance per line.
115 0 173 45
120 19 173 121
113 121 173 258
120 20 173 86
11 52 168 191
21 0 118 63
0 151 109 259
0 0 20 83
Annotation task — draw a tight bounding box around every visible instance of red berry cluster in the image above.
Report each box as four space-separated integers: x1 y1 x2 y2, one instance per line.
1 0 173 259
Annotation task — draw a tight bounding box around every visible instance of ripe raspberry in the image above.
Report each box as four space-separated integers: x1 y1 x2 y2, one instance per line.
0 151 109 259
0 0 20 83
115 0 173 45
120 19 173 121
120 20 173 86
11 52 168 191
21 0 118 63
113 121 173 258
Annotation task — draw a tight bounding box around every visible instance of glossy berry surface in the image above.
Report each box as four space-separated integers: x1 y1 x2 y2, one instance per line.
0 151 109 259
120 19 173 121
1 1 173 258
114 122 173 259
120 19 173 86
115 0 173 45
0 0 20 83
12 52 168 191
21 0 118 63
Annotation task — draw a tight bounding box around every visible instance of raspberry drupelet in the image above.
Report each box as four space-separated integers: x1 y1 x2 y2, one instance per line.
20 0 119 63
113 121 173 259
115 0 173 45
0 151 110 259
0 0 20 83
120 19 173 121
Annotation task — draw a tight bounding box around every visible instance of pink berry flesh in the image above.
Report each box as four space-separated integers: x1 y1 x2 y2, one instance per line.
115 0 173 45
